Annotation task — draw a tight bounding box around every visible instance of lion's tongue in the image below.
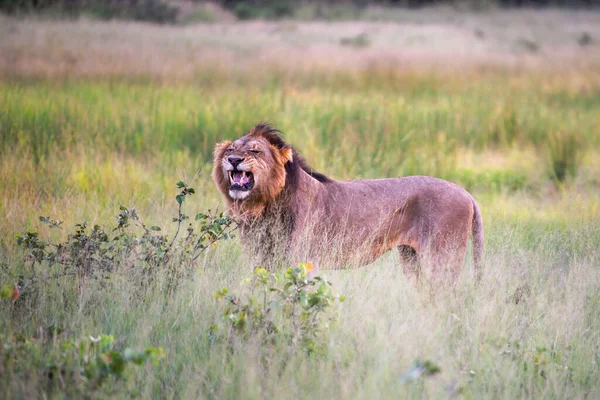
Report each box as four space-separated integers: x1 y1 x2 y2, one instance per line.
233 172 249 185
233 172 243 184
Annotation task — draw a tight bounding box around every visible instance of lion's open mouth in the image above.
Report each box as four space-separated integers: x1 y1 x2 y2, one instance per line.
229 170 254 191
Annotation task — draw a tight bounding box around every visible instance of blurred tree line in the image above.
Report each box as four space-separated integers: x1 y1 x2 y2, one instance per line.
1 0 597 23
0 0 180 22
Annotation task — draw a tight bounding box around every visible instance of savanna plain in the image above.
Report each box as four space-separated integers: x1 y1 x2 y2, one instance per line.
1 8 600 399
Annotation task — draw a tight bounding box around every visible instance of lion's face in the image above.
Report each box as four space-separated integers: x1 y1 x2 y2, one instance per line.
213 134 293 205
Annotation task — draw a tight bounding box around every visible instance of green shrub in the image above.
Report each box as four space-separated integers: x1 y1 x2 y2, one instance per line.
223 0 297 20
212 265 344 355
0 0 180 23
298 2 365 20
0 333 163 397
84 0 180 23
179 5 217 24
2 181 236 307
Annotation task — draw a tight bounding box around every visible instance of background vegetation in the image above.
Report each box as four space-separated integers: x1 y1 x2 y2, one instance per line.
0 5 599 399
2 0 598 23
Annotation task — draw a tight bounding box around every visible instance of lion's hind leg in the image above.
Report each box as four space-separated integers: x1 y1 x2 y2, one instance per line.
425 230 470 286
398 245 421 282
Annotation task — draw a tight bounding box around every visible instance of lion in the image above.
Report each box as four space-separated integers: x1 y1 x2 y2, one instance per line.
213 123 484 282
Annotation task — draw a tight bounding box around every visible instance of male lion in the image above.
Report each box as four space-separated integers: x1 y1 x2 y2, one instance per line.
213 123 483 282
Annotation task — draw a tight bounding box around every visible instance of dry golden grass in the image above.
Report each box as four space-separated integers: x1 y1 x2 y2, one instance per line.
1 9 600 80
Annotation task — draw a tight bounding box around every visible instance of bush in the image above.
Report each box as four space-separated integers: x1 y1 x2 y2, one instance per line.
212 264 344 355
87 0 180 24
2 181 236 308
0 0 180 24
222 0 297 20
0 333 163 397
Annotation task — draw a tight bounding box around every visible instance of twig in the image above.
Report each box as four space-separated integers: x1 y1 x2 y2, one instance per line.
167 201 183 252
191 222 238 262
134 219 150 235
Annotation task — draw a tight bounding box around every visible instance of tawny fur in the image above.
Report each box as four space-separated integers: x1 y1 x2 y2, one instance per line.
213 123 484 282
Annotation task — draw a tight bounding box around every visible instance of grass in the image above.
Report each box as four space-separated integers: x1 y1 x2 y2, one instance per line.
1 13 600 399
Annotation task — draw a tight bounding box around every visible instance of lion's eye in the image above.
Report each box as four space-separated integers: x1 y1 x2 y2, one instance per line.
225 148 233 153
249 150 261 155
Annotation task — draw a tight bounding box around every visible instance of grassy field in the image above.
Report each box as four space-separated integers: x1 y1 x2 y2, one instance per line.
1 11 600 399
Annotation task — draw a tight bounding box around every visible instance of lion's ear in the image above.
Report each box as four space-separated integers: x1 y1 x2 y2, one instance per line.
214 140 232 157
280 147 293 163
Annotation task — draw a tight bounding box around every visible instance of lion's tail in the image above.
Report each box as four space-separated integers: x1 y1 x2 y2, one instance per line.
471 197 484 280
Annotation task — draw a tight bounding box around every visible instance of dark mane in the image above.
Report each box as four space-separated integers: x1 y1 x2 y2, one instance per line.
248 123 331 184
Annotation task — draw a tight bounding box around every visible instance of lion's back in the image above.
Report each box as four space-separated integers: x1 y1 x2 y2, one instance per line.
337 175 472 204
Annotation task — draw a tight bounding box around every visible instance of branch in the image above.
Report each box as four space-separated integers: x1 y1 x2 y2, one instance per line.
191 221 238 262
134 218 150 235
167 201 183 252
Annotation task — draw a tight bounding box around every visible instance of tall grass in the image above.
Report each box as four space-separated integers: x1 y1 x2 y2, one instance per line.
1 77 598 174
1 215 599 398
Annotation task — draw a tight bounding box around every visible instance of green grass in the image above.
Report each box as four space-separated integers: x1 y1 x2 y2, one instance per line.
1 54 600 398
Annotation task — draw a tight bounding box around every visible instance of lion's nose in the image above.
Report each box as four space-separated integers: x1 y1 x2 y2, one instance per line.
228 156 244 168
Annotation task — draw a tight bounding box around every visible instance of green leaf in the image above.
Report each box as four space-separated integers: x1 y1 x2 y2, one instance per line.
145 347 165 365
176 181 185 188
176 195 185 205
107 351 126 375
299 292 309 308
149 226 161 231
1 284 13 299
317 282 328 295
